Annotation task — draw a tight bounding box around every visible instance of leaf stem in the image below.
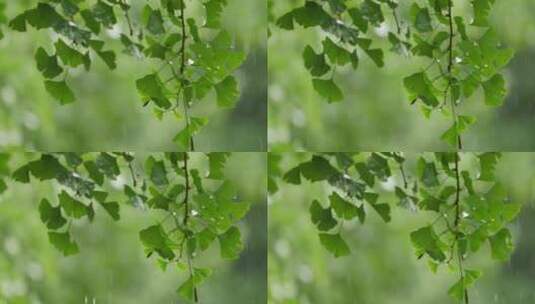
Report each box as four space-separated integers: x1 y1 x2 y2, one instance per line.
392 7 402 35
447 0 462 150
453 151 468 304
399 163 408 189
182 152 199 303
183 153 190 227
179 4 194 151
121 1 134 36
126 158 137 187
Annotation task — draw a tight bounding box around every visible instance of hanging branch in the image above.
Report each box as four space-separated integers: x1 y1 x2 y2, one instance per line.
179 4 195 151
452 151 469 304
447 0 462 150
182 152 199 302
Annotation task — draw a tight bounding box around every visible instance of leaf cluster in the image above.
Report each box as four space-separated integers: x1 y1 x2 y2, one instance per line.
7 0 246 149
6 152 250 302
272 152 520 302
274 0 513 147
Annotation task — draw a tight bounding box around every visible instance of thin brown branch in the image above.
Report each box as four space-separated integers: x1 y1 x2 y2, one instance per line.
452 151 468 304
447 0 462 150
182 152 199 303
179 4 194 151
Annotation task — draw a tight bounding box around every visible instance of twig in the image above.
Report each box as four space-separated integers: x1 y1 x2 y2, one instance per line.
179 4 194 151
182 152 199 303
452 151 468 304
447 0 462 150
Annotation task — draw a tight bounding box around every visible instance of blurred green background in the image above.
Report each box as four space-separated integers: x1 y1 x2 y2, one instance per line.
269 153 535 304
0 1 266 151
268 1 535 151
0 152 267 303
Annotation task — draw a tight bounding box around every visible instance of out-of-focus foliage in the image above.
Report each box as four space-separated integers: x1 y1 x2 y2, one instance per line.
0 0 266 151
269 152 535 304
269 0 535 151
0 152 266 303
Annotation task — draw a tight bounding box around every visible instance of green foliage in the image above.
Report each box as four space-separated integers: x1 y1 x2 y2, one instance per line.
218 226 243 259
274 0 513 148
7 0 247 150
44 80 75 105
274 152 521 303
48 231 80 256
6 152 250 302
318 233 350 257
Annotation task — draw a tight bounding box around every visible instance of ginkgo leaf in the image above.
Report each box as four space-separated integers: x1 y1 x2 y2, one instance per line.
12 165 30 183
59 190 88 219
329 192 359 220
283 166 302 185
482 74 506 106
318 233 350 257
310 200 337 231
448 269 481 301
410 3 432 32
417 157 439 187
145 6 165 35
145 156 168 186
322 37 351 66
92 0 116 28
44 80 75 105
348 8 368 32
135 73 171 109
441 116 476 146
489 228 513 261
360 0 384 25
48 231 79 256
80 9 100 34
55 39 85 68
367 153 391 179
471 0 496 27
89 40 116 70
25 3 63 30
173 117 208 149
293 1 331 28
84 160 104 185
139 224 175 260
39 199 67 230
215 76 239 107
177 268 212 301
410 226 446 262
35 47 63 79
299 155 338 182
312 78 343 103
207 152 230 179
9 12 28 32
455 16 468 40
60 0 79 18
478 152 501 181
355 162 375 187
403 72 439 106
276 11 295 30
303 45 330 77
218 226 243 259
370 203 391 223
204 0 227 29
197 228 217 251
95 153 120 178
100 201 120 221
